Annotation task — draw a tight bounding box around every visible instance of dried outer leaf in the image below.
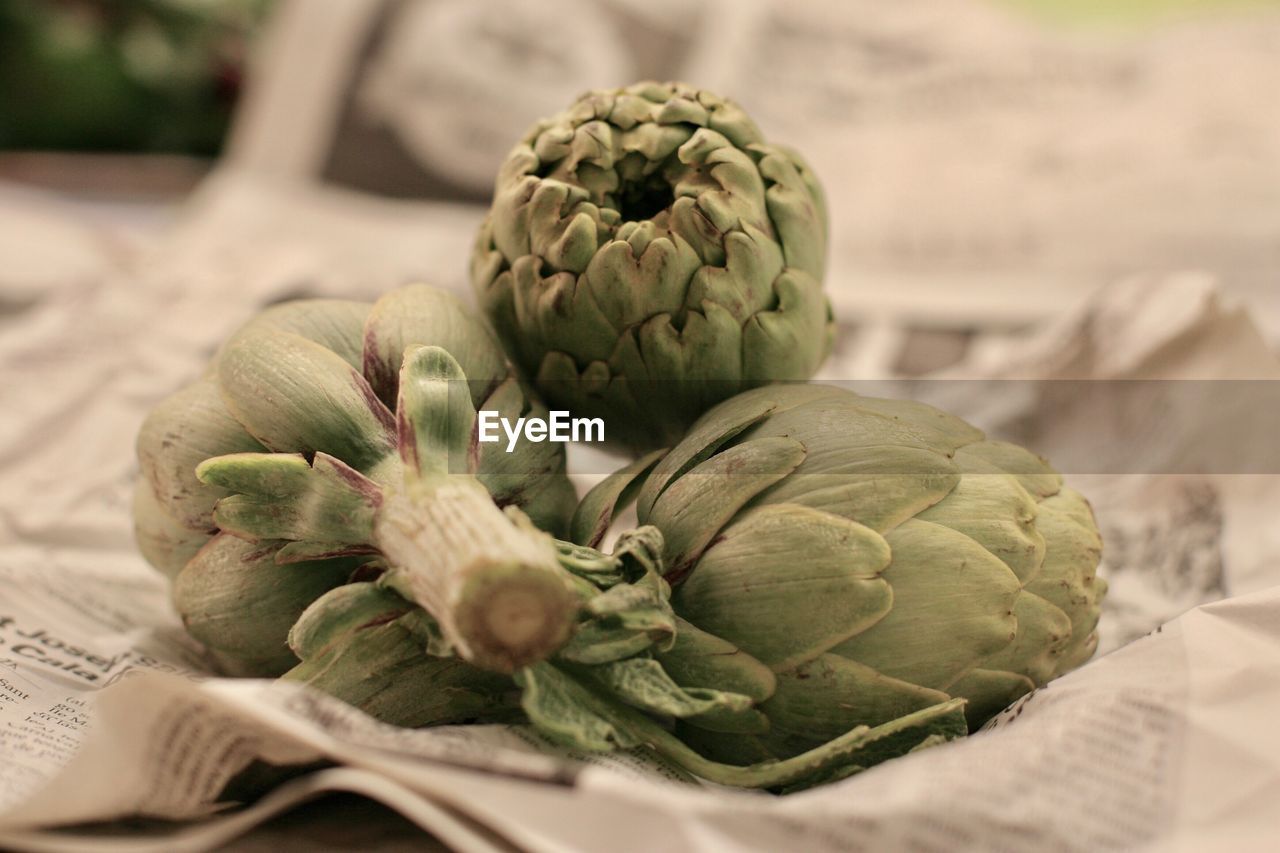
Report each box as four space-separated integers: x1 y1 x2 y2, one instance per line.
288 582 411 660
672 504 893 671
132 480 212 579
136 378 266 531
395 345 477 479
558 621 669 666
217 326 396 472
647 436 806 580
284 617 515 729
362 284 507 408
554 540 626 587
609 526 668 584
197 452 382 544
518 662 645 752
557 569 676 665
174 534 357 676
578 657 753 720
518 663 967 789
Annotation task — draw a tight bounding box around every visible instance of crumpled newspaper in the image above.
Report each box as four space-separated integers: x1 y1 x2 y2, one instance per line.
0 168 1277 850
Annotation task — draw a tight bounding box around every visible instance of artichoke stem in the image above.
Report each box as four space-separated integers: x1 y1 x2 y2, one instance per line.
373 476 576 673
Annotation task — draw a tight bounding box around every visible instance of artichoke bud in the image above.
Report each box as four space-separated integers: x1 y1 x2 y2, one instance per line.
473 81 834 450
136 285 581 676
577 385 1107 750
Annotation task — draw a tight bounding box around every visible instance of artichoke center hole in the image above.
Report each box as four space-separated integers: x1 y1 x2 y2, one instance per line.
615 174 674 222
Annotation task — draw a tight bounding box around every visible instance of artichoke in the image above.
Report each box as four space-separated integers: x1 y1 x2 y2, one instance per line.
286 526 969 790
571 384 1107 757
471 81 833 451
134 285 580 674
283 384 1103 789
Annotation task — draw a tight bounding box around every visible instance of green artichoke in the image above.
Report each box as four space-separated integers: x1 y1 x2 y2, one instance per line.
471 81 833 451
283 384 1102 789
572 384 1107 756
134 285 579 675
286 526 968 790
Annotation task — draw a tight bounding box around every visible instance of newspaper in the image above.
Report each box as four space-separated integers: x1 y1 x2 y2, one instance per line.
3 0 1280 848
0 174 1278 850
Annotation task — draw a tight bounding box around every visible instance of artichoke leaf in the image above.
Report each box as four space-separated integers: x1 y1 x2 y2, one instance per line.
673 504 893 671
362 284 507 408
396 345 479 479
217 327 396 472
136 378 266 532
648 436 807 580
832 519 1021 690
753 444 961 534
915 472 1046 581
285 618 514 729
761 653 951 755
174 535 357 676
132 482 212 579
742 270 833 382
655 617 776 704
553 526 676 665
755 146 827 279
288 582 411 660
219 299 370 371
955 440 1063 500
1028 488 1106 671
637 384 841 519
274 541 380 564
197 451 381 545
947 668 1037 731
974 590 1072 686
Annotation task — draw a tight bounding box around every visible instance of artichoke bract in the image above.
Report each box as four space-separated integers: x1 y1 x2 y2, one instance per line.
471 81 833 451
572 384 1107 757
134 285 579 675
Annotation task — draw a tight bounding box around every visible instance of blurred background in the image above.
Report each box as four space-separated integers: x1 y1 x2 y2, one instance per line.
1 0 1278 371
